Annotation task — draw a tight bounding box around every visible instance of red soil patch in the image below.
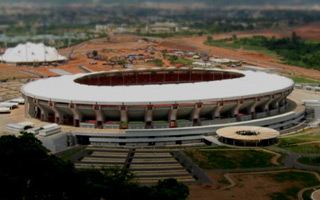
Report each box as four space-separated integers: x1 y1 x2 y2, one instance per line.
293 22 320 41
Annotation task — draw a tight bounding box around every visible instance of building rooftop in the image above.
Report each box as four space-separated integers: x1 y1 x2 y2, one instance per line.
216 126 280 141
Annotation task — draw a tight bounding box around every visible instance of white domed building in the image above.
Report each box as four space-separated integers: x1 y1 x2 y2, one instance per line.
0 42 67 65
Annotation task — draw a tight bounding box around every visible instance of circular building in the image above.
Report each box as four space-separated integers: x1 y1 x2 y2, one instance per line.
21 67 294 129
216 126 280 146
0 42 67 65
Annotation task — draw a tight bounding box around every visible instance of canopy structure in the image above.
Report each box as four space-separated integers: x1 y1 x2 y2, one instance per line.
0 42 67 64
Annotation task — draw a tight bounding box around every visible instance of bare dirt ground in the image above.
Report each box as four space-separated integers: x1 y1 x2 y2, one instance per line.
0 64 33 80
189 171 304 200
293 22 320 41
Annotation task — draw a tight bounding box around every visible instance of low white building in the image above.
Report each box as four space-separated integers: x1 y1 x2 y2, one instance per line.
0 42 67 64
209 57 242 66
146 22 179 33
6 122 34 134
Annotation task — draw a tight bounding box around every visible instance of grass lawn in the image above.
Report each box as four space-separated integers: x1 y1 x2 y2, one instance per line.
272 171 319 186
204 39 277 57
278 129 320 146
290 76 320 84
269 171 320 200
283 144 320 154
171 57 193 66
184 149 276 169
298 156 320 166
278 129 320 153
147 59 164 67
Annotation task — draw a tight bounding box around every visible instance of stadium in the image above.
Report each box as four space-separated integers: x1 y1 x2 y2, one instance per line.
22 67 295 132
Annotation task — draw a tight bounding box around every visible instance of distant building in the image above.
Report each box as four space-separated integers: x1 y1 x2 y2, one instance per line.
146 22 180 33
209 57 242 67
95 24 113 33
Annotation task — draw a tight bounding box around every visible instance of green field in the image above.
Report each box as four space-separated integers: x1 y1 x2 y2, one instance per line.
278 130 320 153
278 129 320 146
167 55 193 66
290 76 320 84
269 171 320 200
147 59 164 67
205 37 277 57
283 144 320 154
298 156 320 166
185 149 276 169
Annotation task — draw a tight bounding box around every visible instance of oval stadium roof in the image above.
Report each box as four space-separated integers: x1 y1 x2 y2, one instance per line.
21 69 294 105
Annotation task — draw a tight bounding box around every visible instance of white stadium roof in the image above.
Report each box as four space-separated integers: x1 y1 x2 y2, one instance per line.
21 70 294 105
0 42 67 64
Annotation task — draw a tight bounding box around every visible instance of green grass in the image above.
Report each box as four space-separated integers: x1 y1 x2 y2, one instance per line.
269 171 320 200
147 59 164 67
290 76 320 84
170 57 193 66
271 171 319 187
298 156 320 166
165 55 193 66
205 38 277 57
184 149 276 169
278 131 320 154
278 129 320 147
283 144 320 154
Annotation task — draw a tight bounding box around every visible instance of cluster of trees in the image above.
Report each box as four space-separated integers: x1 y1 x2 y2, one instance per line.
147 59 164 67
0 133 189 200
166 55 193 66
207 32 320 70
235 33 320 69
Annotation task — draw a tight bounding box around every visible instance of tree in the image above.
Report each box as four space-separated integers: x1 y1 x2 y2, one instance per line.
232 34 237 41
0 133 190 200
92 50 98 57
291 31 301 44
152 179 190 200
